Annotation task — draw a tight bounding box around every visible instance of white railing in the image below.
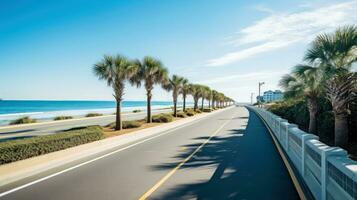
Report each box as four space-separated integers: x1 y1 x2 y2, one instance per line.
248 106 357 200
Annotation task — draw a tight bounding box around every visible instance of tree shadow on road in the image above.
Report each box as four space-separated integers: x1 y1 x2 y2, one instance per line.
150 110 299 200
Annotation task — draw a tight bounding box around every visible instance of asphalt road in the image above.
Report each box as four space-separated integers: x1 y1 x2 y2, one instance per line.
0 109 172 142
0 106 299 200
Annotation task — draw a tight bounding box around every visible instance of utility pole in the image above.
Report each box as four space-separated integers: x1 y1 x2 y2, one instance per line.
258 82 265 108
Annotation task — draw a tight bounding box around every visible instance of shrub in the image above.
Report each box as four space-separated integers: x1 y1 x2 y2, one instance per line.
202 108 212 112
85 113 103 117
195 109 202 114
132 109 141 113
108 120 142 129
0 126 104 164
175 111 187 118
152 113 173 123
185 109 195 116
54 116 73 121
123 121 142 129
10 117 37 125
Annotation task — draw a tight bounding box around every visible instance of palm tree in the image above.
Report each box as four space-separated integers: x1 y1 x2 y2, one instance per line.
93 55 138 130
181 78 189 112
207 88 212 109
304 25 357 147
164 75 184 117
279 64 323 134
200 86 210 110
133 56 169 123
211 90 218 109
189 84 202 111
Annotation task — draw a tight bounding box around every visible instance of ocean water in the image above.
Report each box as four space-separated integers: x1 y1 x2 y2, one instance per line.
0 100 188 125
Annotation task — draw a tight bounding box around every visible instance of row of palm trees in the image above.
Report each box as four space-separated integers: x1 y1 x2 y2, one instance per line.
280 25 356 148
93 56 234 130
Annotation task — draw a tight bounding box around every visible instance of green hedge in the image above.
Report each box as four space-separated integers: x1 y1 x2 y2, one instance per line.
0 126 104 165
267 98 337 144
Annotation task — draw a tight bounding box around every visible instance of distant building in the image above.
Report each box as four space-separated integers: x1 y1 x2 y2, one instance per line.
257 90 283 103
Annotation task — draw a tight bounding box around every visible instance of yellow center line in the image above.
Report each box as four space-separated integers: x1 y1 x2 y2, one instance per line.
138 116 233 200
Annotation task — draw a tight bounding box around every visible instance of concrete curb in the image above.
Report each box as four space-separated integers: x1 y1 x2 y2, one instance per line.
0 107 233 187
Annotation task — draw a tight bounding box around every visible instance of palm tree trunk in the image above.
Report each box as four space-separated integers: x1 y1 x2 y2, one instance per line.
307 98 317 134
194 97 198 111
201 98 204 110
334 113 348 148
208 99 211 109
183 93 186 112
147 90 152 123
115 100 122 130
173 97 177 117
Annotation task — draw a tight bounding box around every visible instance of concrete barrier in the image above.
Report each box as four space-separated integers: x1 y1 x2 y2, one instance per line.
248 106 357 200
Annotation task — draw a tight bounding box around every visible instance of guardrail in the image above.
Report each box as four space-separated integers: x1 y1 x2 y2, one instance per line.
248 106 357 200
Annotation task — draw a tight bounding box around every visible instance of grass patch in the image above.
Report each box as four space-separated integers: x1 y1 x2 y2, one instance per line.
132 109 141 113
175 111 187 118
85 113 103 117
108 120 143 129
185 108 196 116
0 126 104 164
151 113 174 123
9 117 37 125
54 116 73 121
195 109 202 113
202 108 213 112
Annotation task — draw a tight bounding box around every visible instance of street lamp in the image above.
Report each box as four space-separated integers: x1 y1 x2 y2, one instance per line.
258 82 265 108
250 93 254 105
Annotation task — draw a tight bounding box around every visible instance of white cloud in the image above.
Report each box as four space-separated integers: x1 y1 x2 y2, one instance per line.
206 1 357 66
198 70 286 84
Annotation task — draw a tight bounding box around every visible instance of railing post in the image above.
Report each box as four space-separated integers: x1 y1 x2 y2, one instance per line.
320 147 347 200
301 134 318 177
286 124 297 151
278 119 287 141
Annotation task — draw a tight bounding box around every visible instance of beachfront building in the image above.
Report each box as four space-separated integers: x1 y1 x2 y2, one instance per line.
257 90 283 103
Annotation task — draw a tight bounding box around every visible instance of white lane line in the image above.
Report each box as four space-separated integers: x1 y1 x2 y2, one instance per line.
0 110 227 198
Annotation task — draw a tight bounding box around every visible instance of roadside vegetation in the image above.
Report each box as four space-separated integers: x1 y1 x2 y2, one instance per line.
151 113 174 123
0 126 103 164
269 25 356 152
54 116 73 121
85 113 103 117
9 117 37 125
108 120 143 129
93 53 234 130
132 109 141 113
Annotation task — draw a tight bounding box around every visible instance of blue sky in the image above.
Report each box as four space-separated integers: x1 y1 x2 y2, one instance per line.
0 0 356 102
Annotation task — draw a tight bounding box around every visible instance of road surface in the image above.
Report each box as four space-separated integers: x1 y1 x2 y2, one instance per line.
0 109 172 142
0 106 299 199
